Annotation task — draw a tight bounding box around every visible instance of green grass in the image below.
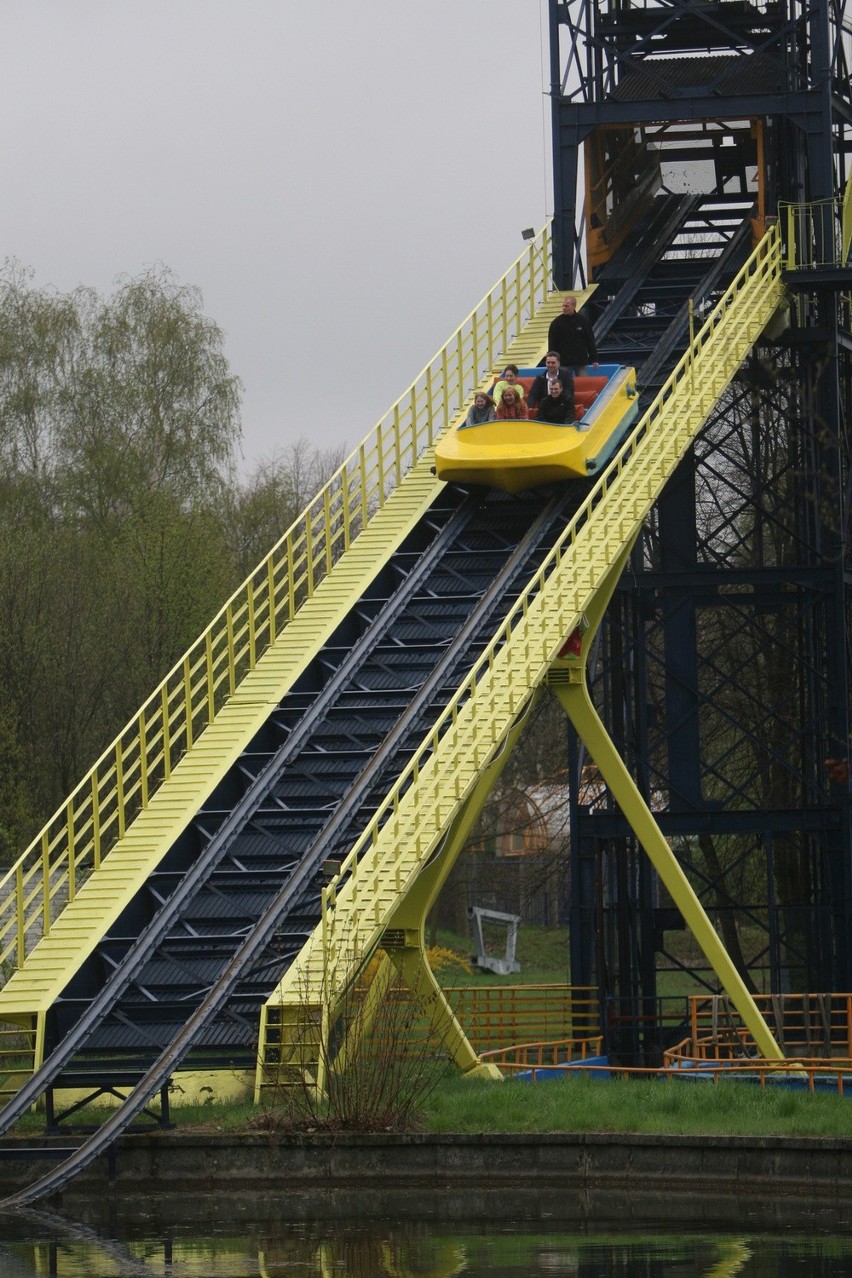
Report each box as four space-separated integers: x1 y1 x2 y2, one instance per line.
11 1074 852 1140
419 1072 852 1138
433 925 570 986
153 1076 852 1139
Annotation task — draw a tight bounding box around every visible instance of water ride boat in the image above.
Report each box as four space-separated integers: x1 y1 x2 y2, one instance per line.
434 363 639 493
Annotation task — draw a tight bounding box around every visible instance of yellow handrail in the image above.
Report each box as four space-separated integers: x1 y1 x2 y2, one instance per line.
780 196 846 270
315 224 785 994
0 225 554 976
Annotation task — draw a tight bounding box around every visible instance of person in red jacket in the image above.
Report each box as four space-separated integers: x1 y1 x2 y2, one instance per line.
495 387 528 420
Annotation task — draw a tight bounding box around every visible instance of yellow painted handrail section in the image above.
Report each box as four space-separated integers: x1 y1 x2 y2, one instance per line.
292 224 786 1007
780 197 848 270
0 225 553 975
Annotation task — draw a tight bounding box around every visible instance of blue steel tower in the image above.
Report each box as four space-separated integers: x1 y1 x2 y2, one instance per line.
549 0 852 1060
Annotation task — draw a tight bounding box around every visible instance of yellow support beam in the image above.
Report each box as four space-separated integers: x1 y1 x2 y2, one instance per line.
0 456 445 1036
547 547 783 1063
260 224 788 1085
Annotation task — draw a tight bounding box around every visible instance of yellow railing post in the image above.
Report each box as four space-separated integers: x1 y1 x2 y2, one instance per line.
66 799 76 903
115 746 126 840
226 603 236 696
1 223 555 973
205 632 215 725
161 685 171 780
266 559 277 644
139 712 149 810
182 657 193 750
91 773 101 869
41 833 50 932
16 865 25 969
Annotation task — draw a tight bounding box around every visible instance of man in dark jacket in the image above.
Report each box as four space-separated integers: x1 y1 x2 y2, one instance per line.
529 351 574 410
547 295 598 372
535 379 575 425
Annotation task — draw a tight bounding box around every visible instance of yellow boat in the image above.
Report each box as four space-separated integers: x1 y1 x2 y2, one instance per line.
435 364 639 493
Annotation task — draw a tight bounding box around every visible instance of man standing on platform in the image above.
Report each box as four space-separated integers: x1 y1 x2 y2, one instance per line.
548 295 598 374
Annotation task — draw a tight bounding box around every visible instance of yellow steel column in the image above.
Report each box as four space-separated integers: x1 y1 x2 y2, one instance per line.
385 937 502 1081
369 691 546 1081
548 548 785 1063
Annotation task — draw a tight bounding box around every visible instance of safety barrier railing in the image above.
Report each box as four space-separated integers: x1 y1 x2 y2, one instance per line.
664 1059 852 1094
257 981 598 1075
489 1055 852 1093
480 1036 605 1075
780 197 848 270
0 1023 36 1102
665 992 852 1065
447 983 598 1054
0 224 553 978
315 222 785 1001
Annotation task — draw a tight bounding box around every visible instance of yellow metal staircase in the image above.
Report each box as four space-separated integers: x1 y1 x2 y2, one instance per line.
0 231 559 1057
0 458 442 1032
257 224 787 1091
0 217 791 1102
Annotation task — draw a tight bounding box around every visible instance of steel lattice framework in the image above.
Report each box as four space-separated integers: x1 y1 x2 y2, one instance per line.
551 0 852 1061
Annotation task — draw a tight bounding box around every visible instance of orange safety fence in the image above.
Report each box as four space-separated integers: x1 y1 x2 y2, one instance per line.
446 984 598 1055
676 992 852 1063
486 1055 852 1091
481 1036 604 1076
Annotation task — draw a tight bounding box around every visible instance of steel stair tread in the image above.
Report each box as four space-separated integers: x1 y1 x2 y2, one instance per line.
0 456 447 1018
266 239 786 1025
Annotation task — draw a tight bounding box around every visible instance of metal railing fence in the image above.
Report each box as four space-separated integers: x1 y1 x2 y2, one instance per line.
780 197 848 270
317 222 785 991
0 223 553 976
669 992 852 1063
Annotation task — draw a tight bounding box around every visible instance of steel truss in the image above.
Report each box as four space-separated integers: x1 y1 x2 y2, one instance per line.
551 0 852 1061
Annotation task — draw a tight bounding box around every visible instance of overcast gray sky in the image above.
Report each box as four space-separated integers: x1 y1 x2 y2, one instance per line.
5 1 552 474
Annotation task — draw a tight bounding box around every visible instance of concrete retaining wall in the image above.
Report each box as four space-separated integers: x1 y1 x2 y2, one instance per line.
2 1129 852 1228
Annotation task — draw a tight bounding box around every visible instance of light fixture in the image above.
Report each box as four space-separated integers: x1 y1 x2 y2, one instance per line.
521 227 535 241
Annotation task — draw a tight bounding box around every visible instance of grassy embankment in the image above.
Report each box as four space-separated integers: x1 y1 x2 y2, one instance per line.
76 1073 852 1141
12 928 843 1140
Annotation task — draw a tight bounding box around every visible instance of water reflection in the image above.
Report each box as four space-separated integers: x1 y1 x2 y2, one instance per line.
4 1215 852 1278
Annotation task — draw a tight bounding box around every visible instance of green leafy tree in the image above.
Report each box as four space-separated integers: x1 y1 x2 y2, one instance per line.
224 439 345 581
0 263 243 827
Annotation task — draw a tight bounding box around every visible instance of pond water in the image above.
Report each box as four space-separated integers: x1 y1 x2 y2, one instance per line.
3 1205 852 1278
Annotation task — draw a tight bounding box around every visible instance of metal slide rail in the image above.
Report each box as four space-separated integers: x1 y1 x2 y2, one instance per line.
0 225 553 976
0 490 575 1138
284 224 786 1018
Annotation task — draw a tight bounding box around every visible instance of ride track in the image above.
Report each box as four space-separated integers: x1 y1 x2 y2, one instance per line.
0 205 787 1206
